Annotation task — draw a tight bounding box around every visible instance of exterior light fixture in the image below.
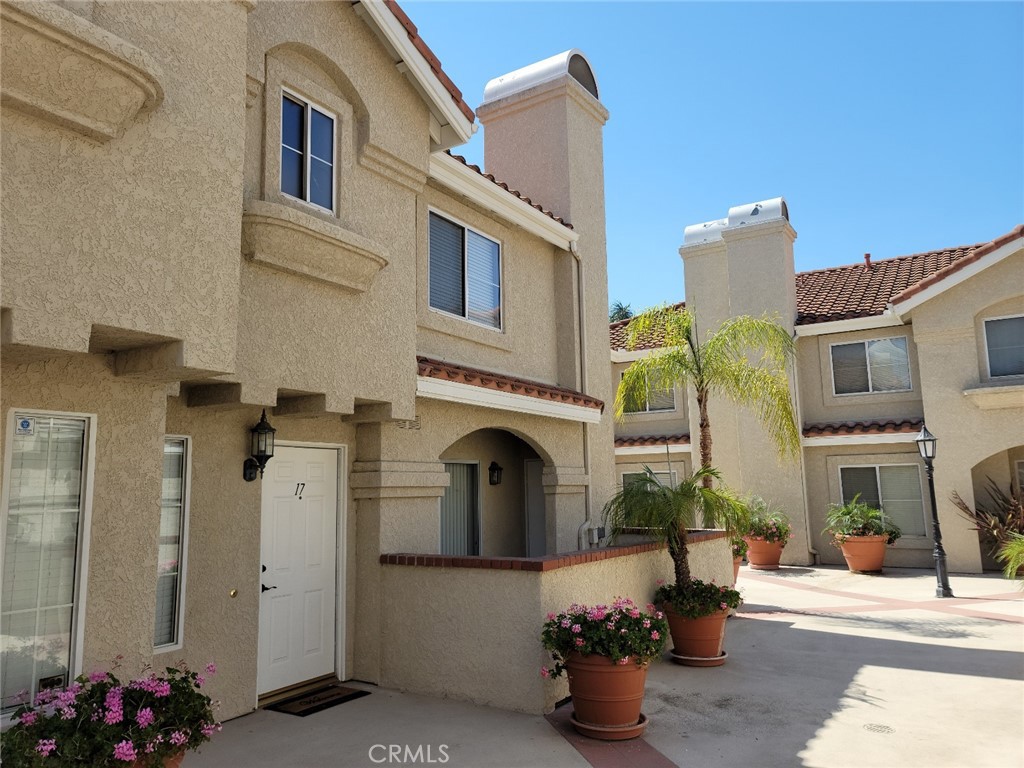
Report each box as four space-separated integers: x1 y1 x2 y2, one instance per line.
488 461 503 486
915 425 953 597
244 409 276 481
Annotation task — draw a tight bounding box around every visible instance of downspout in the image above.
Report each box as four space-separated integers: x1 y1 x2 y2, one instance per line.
570 240 595 550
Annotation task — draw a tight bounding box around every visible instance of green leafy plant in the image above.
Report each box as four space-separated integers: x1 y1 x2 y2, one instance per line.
952 480 1024 556
824 494 902 546
609 300 633 322
2 660 220 767
655 579 741 619
739 496 793 544
603 466 744 616
731 536 749 559
996 532 1024 584
616 306 799 487
540 598 668 679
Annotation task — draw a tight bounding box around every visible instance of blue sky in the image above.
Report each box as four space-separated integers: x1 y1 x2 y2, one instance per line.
406 1 1023 314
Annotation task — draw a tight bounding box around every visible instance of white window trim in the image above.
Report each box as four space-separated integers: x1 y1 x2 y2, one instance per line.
154 436 192 652
280 86 337 215
619 371 677 414
981 313 1024 379
837 463 927 536
439 460 482 556
829 335 913 396
427 207 504 332
0 409 97 725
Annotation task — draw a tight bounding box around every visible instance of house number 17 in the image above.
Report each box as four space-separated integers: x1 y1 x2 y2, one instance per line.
295 483 306 499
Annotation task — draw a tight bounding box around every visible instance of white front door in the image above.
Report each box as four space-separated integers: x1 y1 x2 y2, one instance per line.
257 446 339 695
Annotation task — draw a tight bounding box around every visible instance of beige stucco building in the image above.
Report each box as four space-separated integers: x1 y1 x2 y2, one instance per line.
1 0 719 721
612 200 1024 573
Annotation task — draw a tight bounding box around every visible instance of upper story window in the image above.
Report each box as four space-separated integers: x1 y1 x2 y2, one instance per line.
429 212 502 330
839 464 925 537
281 91 335 212
831 336 911 395
984 315 1024 377
620 372 675 414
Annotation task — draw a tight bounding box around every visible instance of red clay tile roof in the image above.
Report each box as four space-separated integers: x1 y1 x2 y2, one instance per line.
614 434 690 448
417 356 603 411
444 152 573 229
802 418 923 438
609 302 685 351
380 1 475 123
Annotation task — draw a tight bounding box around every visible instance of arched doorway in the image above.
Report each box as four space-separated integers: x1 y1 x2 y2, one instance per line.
438 429 545 557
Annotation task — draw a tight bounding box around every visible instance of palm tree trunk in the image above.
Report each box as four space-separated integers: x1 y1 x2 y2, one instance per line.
669 528 692 585
697 389 712 488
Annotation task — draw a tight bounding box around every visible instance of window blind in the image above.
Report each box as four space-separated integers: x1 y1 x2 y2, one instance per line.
440 463 477 556
155 439 187 647
867 338 911 391
429 213 465 317
832 343 870 394
986 317 1024 377
840 466 881 507
466 231 501 328
878 465 925 536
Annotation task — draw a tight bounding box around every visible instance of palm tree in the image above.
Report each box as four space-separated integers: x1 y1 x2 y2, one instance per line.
996 533 1024 584
616 306 799 486
609 300 633 322
603 467 745 585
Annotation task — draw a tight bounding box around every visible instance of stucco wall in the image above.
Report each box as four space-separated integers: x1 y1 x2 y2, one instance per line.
610 361 690 437
378 536 731 714
613 452 693 487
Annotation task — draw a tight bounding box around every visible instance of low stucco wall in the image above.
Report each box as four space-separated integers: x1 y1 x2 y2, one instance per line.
378 533 731 714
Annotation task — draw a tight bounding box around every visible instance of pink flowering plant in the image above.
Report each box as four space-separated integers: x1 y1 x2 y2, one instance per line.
654 579 740 619
540 598 668 679
740 496 793 544
2 659 220 767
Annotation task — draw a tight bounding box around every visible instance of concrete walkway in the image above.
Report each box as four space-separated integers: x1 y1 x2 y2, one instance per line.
192 566 1023 768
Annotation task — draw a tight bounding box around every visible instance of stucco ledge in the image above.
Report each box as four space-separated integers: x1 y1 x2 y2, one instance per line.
962 381 1024 410
0 1 164 142
242 201 389 293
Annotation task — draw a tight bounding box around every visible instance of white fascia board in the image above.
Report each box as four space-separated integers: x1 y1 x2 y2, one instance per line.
417 376 602 424
889 239 1023 318
610 347 664 363
801 433 919 448
794 312 904 337
615 444 691 455
353 1 475 148
428 153 577 251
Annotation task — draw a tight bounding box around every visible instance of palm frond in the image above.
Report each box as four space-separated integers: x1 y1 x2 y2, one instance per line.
706 358 800 459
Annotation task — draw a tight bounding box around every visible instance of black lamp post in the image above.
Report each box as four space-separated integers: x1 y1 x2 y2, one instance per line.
915 425 953 598
244 409 276 481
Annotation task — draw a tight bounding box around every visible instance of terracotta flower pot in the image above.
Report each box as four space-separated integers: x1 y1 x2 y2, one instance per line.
565 652 649 740
132 750 185 768
664 606 729 666
744 537 785 570
837 534 889 573
732 555 742 583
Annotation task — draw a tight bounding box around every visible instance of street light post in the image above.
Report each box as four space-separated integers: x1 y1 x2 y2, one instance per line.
915 426 954 598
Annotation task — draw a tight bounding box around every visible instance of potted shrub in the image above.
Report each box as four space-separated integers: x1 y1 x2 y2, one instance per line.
603 466 744 667
3 661 220 767
730 536 748 583
541 597 668 740
740 497 793 570
824 495 902 573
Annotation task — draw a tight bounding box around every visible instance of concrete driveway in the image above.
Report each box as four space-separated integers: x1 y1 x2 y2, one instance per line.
192 566 1023 768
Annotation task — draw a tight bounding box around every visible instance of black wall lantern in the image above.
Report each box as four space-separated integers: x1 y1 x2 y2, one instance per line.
488 461 503 486
243 409 276 482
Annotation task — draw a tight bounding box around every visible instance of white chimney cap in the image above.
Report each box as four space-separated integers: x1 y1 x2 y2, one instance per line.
482 49 599 106
726 197 789 228
683 218 728 245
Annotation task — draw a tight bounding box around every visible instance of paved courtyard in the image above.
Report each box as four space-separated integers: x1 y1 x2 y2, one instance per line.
192 566 1023 768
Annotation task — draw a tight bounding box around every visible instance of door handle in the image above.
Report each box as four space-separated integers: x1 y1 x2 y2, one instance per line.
261 584 277 593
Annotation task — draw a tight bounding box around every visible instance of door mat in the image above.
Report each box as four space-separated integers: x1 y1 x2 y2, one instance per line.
265 683 370 717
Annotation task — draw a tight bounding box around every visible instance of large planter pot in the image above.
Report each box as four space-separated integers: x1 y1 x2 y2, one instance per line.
744 537 785 570
837 534 889 573
564 652 649 740
664 606 729 667
732 555 742 583
133 752 185 768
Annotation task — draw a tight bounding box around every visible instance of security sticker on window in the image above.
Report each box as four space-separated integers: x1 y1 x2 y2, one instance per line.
16 417 34 436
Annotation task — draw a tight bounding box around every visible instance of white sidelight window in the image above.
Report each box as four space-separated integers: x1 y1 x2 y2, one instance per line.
440 463 479 556
1 414 91 714
428 212 502 329
155 438 190 649
620 372 675 414
984 315 1024 377
839 464 925 536
831 337 912 395
281 90 335 212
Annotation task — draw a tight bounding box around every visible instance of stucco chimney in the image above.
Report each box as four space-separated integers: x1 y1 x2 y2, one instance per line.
476 50 614 532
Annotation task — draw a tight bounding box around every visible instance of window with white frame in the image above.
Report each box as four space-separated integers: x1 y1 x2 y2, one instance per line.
622 470 676 488
984 316 1024 377
154 438 189 648
620 372 675 414
839 464 925 536
1 414 89 713
281 91 335 212
831 337 912 395
428 212 502 329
